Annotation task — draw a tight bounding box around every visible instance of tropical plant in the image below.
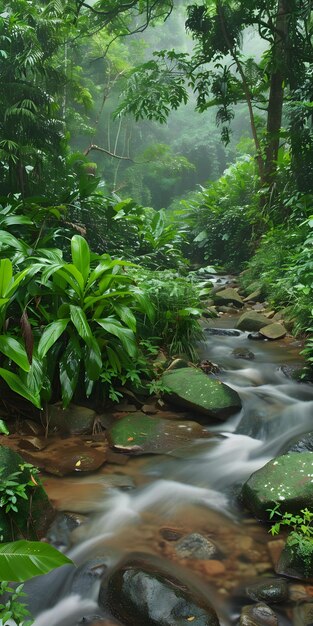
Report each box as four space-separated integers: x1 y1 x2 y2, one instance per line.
130 269 205 359
268 503 313 576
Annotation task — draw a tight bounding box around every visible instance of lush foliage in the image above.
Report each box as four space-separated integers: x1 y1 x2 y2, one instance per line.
180 156 259 271
268 504 313 576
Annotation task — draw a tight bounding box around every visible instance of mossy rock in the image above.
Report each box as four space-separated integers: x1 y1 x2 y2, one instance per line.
242 452 313 520
108 413 208 454
213 288 244 308
162 367 242 421
0 445 54 541
235 312 270 332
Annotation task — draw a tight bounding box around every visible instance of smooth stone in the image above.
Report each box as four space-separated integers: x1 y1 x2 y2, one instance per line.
162 367 242 421
235 312 270 332
242 452 313 520
245 578 289 603
46 511 87 550
108 414 209 454
18 436 107 476
284 431 313 453
243 288 262 303
204 328 241 337
232 348 255 361
240 603 278 626
213 287 244 308
100 554 220 626
174 533 220 560
0 445 54 541
48 403 96 435
259 323 287 340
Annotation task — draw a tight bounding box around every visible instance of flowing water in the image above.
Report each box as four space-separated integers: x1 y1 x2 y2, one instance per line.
24 313 313 626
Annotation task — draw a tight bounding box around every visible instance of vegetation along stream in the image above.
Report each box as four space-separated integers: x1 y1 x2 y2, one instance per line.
0 0 313 625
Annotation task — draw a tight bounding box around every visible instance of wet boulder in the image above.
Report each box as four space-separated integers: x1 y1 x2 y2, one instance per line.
284 431 313 454
162 368 242 421
245 578 289 604
100 554 220 626
235 313 270 332
107 414 209 454
47 403 96 435
242 452 313 520
0 445 54 540
213 288 244 308
232 348 255 361
259 323 287 340
239 603 278 626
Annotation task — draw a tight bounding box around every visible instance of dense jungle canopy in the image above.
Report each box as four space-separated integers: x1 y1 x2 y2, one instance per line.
0 0 312 412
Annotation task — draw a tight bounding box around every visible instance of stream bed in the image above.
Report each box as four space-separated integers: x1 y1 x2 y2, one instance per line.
24 314 313 626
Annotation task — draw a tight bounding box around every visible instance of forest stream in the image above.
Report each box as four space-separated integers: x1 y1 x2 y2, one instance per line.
17 287 313 626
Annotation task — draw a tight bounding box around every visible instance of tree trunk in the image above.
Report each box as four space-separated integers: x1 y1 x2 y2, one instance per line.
263 0 289 189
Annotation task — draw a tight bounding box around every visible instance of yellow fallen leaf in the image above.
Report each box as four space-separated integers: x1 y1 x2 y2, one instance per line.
187 618 195 622
127 437 134 442
75 459 82 467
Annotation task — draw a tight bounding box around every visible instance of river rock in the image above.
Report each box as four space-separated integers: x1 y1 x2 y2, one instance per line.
235 313 270 332
245 578 289 604
15 437 108 476
162 368 242 420
276 537 313 580
0 445 54 541
259 323 287 340
46 511 87 550
48 403 96 434
100 554 220 626
239 603 278 626
243 288 262 303
213 288 244 308
174 533 220 560
204 328 241 337
242 452 313 520
285 431 313 453
107 414 208 454
232 348 255 361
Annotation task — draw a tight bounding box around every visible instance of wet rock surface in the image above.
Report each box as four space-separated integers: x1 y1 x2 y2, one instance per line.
48 403 97 434
174 533 220 560
162 367 242 420
232 348 255 360
239 603 278 626
242 452 313 519
245 578 289 604
259 323 287 340
100 554 220 626
213 288 244 308
108 413 209 454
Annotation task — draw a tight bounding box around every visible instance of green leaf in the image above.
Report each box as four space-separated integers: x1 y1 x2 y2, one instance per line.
0 336 30 371
84 337 102 380
0 540 73 582
151 209 165 240
70 305 93 345
71 235 90 285
59 336 82 407
113 304 137 332
0 368 41 407
0 259 12 297
38 319 69 358
96 318 137 357
0 419 9 435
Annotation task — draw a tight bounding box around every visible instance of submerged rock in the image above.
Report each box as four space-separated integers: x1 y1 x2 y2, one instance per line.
174 533 220 560
239 603 278 626
204 328 241 337
242 452 313 520
100 554 220 626
232 348 255 361
162 367 242 421
235 312 270 332
108 413 208 454
285 431 313 454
